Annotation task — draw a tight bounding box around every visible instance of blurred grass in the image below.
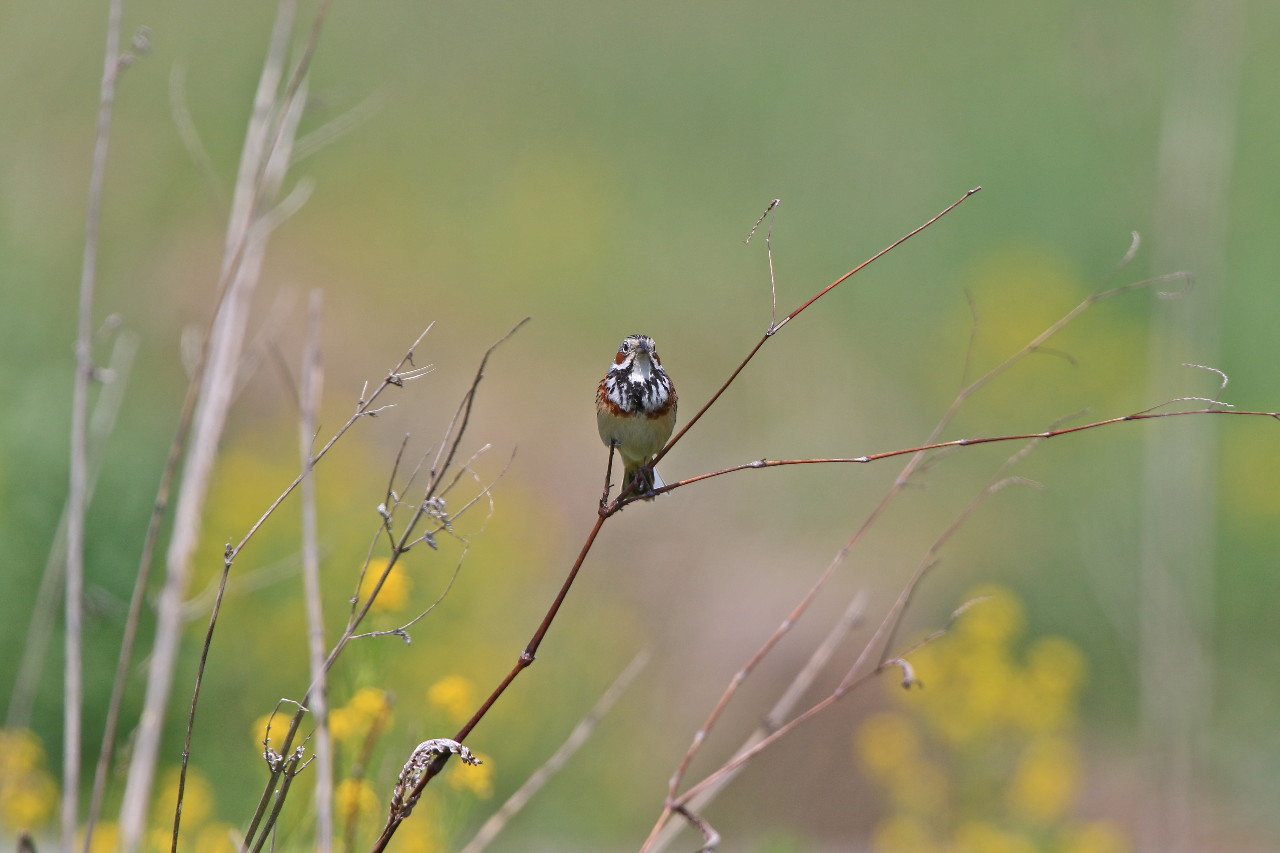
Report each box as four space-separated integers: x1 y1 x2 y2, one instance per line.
2 0 1278 849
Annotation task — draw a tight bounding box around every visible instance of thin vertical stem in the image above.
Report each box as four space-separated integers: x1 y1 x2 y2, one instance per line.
118 2 302 844
299 292 333 853
67 0 124 845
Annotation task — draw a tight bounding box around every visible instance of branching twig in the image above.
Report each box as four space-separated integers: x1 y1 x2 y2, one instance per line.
646 187 982 482
647 406 1276 495
659 448 1040 823
237 321 525 852
640 238 1219 851
743 198 781 329
232 324 443 851
365 190 993 852
365 506 610 852
672 805 720 853
643 463 1031 850
349 544 469 642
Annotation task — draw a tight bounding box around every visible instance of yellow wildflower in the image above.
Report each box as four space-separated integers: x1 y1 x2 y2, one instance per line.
328 688 393 747
871 814 938 853
0 728 45 775
334 778 380 822
1059 820 1132 853
952 819 1036 853
858 586 1130 853
329 705 360 744
0 768 57 827
855 711 921 780
151 767 215 829
0 728 57 828
953 585 1024 648
360 558 412 612
395 813 444 853
81 821 119 853
445 752 493 798
427 675 476 724
192 822 238 853
349 686 394 722
1008 736 1079 823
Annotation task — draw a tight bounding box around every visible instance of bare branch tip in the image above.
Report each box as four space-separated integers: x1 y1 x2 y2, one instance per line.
990 475 1045 493
887 658 922 690
743 198 781 244
950 594 992 622
1182 362 1229 392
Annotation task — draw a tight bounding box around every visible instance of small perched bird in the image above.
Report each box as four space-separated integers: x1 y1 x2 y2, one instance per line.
596 334 678 497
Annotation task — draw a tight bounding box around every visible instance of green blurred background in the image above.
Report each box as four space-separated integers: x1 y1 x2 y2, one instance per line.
2 0 1278 850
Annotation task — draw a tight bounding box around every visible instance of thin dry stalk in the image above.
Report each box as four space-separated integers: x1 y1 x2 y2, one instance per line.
641 243 1220 850
169 64 225 206
458 652 649 853
645 592 865 853
742 198 780 327
317 320 527 683
237 322 520 852
658 449 1040 837
299 292 333 853
366 509 610 852
655 405 1277 489
642 196 1000 787
119 2 314 843
367 190 986 852
643 478 1013 852
203 325 433 851
66 0 124 845
649 187 981 477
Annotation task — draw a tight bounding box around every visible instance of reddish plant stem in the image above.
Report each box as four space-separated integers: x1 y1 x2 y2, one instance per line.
651 187 981 472
367 512 610 853
654 407 1277 494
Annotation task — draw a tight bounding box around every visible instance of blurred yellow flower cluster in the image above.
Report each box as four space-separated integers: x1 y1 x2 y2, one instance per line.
0 728 234 852
428 674 476 725
336 777 382 825
425 675 493 797
445 750 493 799
359 557 414 613
249 688 395 752
0 675 487 852
139 768 237 853
854 585 1129 853
0 727 58 830
330 687 396 746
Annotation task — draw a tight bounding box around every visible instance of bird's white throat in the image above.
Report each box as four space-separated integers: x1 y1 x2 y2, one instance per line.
629 354 653 382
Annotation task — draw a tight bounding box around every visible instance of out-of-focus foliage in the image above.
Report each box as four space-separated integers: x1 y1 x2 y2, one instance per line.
856 586 1129 853
2 0 1279 849
0 728 58 830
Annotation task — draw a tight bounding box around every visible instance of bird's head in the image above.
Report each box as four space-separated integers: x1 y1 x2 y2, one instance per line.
614 334 661 377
